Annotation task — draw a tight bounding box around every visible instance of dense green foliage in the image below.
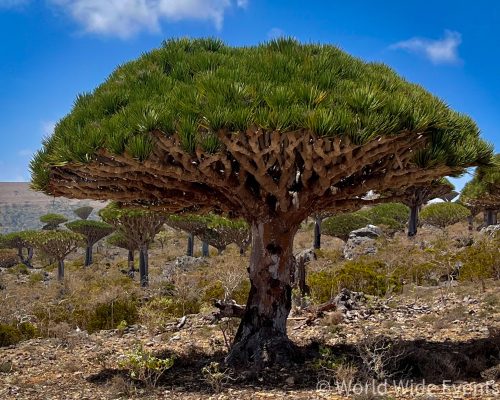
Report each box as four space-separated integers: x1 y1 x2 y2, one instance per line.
74 206 94 220
167 213 249 252
460 154 500 205
31 38 491 191
39 213 68 230
420 202 471 228
65 220 114 245
308 258 401 302
0 322 38 347
322 213 370 241
322 203 409 240
26 230 84 261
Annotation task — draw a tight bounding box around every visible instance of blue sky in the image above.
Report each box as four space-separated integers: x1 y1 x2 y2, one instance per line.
0 0 498 192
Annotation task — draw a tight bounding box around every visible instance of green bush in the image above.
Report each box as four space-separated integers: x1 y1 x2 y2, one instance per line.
458 239 500 283
28 272 45 285
420 202 470 228
308 259 401 303
0 324 21 347
0 322 38 347
322 203 409 240
84 298 139 334
322 213 370 241
8 264 29 275
358 202 409 231
119 345 174 387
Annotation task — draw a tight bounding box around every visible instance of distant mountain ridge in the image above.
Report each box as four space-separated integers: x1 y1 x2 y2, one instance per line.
0 182 106 233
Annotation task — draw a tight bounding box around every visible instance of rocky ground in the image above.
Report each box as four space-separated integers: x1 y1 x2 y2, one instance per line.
1 280 499 400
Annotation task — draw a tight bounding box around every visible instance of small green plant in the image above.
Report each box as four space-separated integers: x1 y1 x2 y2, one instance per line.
117 320 128 336
28 272 45 285
8 263 29 275
118 345 174 388
201 362 233 393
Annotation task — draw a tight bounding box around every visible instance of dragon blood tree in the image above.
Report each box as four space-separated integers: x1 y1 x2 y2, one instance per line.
460 154 500 227
27 231 83 281
383 178 455 236
99 203 166 287
107 232 138 277
0 231 37 268
30 38 492 365
167 213 249 255
66 220 114 266
73 206 94 220
40 213 68 230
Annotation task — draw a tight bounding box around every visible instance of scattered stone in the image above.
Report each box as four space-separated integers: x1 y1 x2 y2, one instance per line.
343 225 382 260
480 224 500 236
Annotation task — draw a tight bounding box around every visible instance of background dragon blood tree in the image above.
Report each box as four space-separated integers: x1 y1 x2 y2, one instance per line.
66 220 114 266
107 232 138 277
99 203 166 287
166 213 249 255
460 154 500 227
0 231 37 268
382 178 455 236
27 231 83 281
39 213 68 230
30 38 492 366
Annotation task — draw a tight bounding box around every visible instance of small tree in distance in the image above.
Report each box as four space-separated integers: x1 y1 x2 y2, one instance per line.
73 206 94 220
27 231 83 280
39 213 68 230
66 220 114 266
382 179 455 236
460 154 500 227
99 203 166 287
0 231 36 268
107 232 138 277
420 202 471 230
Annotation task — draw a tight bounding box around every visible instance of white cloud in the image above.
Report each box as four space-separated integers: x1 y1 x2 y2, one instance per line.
0 0 30 8
390 30 462 64
267 27 285 40
49 0 245 38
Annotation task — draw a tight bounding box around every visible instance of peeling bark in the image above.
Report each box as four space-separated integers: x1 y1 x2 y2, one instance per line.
226 219 300 367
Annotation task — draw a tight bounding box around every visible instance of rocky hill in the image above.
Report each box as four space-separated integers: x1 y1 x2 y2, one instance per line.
0 182 106 233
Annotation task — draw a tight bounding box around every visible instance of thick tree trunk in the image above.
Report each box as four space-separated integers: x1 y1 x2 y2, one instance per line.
84 246 93 267
186 233 194 256
139 246 149 287
226 219 299 367
313 216 322 249
128 250 135 278
408 205 419 237
57 259 64 281
202 241 209 257
486 209 497 226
